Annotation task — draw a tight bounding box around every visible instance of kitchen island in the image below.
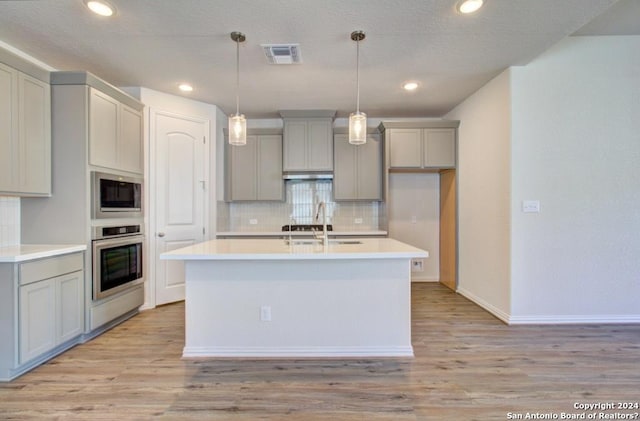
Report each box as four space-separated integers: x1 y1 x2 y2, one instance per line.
161 238 428 358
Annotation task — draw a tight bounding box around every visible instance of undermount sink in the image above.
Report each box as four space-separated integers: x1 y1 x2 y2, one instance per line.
285 239 362 246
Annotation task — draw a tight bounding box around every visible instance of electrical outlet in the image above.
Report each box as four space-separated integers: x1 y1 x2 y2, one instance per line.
354 217 363 224
411 259 424 272
522 200 540 213
249 218 258 225
260 305 272 321
411 215 417 224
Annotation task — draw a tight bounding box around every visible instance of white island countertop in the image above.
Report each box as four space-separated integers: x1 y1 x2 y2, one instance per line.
0 244 87 263
161 238 427 261
163 237 426 358
216 230 388 238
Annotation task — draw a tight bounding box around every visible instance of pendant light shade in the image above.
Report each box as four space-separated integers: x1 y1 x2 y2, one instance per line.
229 31 247 146
349 30 366 145
228 114 246 145
349 111 366 145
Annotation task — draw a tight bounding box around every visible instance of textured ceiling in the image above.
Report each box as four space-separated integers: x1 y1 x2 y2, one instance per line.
0 0 632 119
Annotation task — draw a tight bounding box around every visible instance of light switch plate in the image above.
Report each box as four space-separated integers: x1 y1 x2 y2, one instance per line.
522 200 540 213
249 219 258 225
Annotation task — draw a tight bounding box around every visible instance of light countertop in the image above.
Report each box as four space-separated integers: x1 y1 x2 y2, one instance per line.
0 244 87 263
216 230 388 238
161 238 427 261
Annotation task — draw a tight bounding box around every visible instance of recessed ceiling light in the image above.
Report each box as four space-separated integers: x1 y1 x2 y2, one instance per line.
457 0 484 14
84 0 115 17
178 83 194 93
403 82 419 91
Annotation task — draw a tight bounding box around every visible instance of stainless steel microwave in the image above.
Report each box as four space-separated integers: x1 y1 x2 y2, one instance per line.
92 171 143 219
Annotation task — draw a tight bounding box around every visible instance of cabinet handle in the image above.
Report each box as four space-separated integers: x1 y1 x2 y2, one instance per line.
157 232 165 237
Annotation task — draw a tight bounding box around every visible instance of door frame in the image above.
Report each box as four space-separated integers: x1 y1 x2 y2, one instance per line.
150 108 209 306
119 87 221 309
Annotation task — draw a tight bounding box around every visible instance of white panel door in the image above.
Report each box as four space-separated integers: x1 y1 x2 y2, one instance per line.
154 110 207 305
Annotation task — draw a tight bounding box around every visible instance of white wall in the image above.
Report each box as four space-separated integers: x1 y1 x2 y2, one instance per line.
0 196 20 247
445 70 512 320
387 173 440 281
509 36 640 322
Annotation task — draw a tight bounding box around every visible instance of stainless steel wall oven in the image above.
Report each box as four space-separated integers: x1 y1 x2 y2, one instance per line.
92 224 144 301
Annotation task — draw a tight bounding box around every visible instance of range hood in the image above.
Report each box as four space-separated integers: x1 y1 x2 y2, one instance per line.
283 172 333 180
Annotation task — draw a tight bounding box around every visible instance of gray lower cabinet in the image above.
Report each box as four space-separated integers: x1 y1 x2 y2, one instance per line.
333 133 383 201
0 252 84 381
228 134 283 201
0 60 51 196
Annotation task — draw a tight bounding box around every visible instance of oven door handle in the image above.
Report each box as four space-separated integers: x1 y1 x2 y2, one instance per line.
93 235 145 249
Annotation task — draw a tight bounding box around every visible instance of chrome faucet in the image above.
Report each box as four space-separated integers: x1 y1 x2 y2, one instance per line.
314 201 328 245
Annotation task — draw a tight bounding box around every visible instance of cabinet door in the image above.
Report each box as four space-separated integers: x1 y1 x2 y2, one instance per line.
256 135 284 201
89 88 119 169
18 73 51 195
230 135 257 200
283 121 307 171
389 129 422 168
333 134 357 200
0 62 17 192
307 120 333 171
57 271 83 344
19 279 55 363
423 128 455 168
119 104 143 174
356 134 383 200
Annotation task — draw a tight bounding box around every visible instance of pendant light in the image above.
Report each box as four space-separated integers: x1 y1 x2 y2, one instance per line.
349 30 366 145
229 31 247 146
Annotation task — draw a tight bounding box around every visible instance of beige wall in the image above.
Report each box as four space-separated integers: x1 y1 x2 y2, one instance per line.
509 36 640 322
447 35 640 323
445 70 512 320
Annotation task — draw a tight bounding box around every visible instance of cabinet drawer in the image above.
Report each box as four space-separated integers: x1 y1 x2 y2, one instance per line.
20 253 84 286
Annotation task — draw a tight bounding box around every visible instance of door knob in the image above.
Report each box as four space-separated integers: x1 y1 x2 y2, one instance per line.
157 232 165 237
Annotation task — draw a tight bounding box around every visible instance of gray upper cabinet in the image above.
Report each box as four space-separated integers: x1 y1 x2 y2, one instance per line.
388 128 422 168
228 133 283 201
89 88 119 169
49 72 144 176
89 87 143 174
381 122 458 170
281 110 335 172
423 129 456 167
119 103 143 174
0 53 51 197
333 133 383 201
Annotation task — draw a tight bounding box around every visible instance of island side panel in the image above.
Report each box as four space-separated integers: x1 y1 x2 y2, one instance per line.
183 258 413 357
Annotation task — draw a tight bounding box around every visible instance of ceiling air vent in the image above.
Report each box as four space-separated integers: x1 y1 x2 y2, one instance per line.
261 44 302 64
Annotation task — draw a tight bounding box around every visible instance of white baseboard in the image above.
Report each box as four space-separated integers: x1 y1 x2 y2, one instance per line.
458 287 640 325
182 345 414 358
457 287 511 323
508 314 640 324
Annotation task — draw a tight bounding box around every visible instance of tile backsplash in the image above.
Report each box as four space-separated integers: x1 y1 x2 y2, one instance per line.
218 180 384 232
0 196 20 247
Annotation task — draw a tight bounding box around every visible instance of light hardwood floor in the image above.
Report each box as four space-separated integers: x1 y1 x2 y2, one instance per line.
1 283 638 420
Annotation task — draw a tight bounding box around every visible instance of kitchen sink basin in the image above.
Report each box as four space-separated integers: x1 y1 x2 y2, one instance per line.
285 239 362 246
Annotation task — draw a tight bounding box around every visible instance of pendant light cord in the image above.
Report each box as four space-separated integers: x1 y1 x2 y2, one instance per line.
235 37 240 116
356 37 360 114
